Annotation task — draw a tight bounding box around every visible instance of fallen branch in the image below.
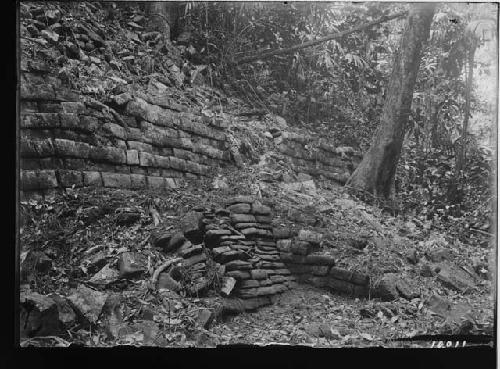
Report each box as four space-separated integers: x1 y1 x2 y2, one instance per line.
151 257 183 287
233 11 407 65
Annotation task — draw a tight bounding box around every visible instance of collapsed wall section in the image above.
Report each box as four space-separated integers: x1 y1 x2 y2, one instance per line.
275 131 363 185
19 60 233 200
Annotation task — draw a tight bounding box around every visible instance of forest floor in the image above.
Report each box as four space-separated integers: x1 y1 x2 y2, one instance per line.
19 161 495 348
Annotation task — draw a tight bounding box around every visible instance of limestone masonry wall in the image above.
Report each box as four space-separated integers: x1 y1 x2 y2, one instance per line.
19 60 232 200
275 131 363 184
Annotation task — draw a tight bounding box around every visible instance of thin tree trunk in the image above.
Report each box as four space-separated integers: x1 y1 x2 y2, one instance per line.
346 4 435 199
455 48 476 175
233 11 407 65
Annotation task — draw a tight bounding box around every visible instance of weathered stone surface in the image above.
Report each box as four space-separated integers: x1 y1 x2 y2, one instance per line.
250 269 268 280
126 150 140 165
329 267 369 286
53 138 91 158
290 240 313 256
118 252 147 278
226 196 255 205
231 213 256 223
305 254 336 266
58 169 83 187
182 253 207 267
280 252 306 264
374 274 403 301
67 285 108 324
310 265 331 276
239 279 260 289
166 232 186 253
427 248 453 263
286 264 313 275
146 176 165 189
21 113 60 128
297 230 323 246
21 170 58 190
436 261 477 293
20 291 62 338
234 222 272 230
177 242 203 258
83 171 103 187
206 229 232 237
225 260 253 271
268 269 292 276
102 173 131 188
88 264 119 285
227 203 251 214
90 146 126 164
225 270 251 280
238 285 282 298
257 254 280 262
255 215 273 224
103 122 127 140
180 211 204 244
21 251 52 282
20 138 55 158
241 227 273 237
221 276 237 296
251 203 271 215
130 174 146 189
420 263 436 277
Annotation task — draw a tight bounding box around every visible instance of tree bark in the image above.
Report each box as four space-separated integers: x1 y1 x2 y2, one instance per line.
455 47 476 175
233 11 407 65
145 2 178 41
346 4 435 199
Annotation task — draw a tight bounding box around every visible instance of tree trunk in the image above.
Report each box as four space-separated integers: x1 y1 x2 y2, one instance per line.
145 2 179 41
346 4 435 199
455 47 476 175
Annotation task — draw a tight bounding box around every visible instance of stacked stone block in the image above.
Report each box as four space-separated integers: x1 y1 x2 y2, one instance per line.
201 196 296 310
276 132 362 185
277 230 371 297
19 61 232 200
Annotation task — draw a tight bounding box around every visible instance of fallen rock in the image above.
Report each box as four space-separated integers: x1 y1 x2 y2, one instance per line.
21 250 52 282
374 273 419 301
118 321 159 345
167 232 187 253
427 248 453 263
436 261 477 293
67 285 108 324
195 308 213 329
182 253 207 267
221 276 236 296
405 248 419 265
101 294 124 339
420 263 436 277
304 323 341 339
426 294 477 334
115 210 141 226
118 252 147 278
180 211 204 244
50 294 77 328
20 291 61 338
177 242 203 258
89 264 119 285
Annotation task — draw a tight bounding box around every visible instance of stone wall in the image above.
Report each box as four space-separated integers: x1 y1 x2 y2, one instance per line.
275 131 363 184
276 230 371 297
19 60 232 200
